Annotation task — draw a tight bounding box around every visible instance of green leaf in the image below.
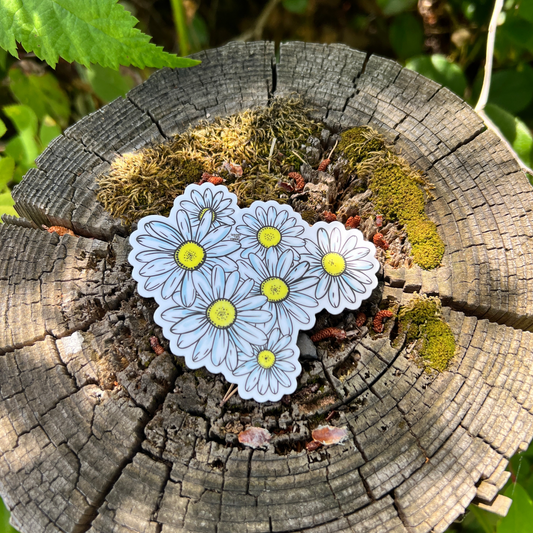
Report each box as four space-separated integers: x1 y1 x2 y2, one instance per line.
9 67 70 125
485 103 533 168
405 54 467 97
487 65 533 114
0 496 18 531
3 104 38 136
0 0 201 70
0 118 6 138
39 115 61 148
518 0 533 23
85 64 135 103
389 13 424 60
0 156 15 191
377 0 417 16
498 483 533 533
282 0 308 14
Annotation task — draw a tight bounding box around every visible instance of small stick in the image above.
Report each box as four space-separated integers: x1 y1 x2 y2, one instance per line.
327 139 339 159
220 384 238 406
268 137 277 173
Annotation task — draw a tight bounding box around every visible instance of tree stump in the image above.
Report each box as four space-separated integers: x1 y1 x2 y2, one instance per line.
1 41 533 533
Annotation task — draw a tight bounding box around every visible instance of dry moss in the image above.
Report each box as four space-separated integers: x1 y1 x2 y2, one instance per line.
97 96 321 225
398 295 455 373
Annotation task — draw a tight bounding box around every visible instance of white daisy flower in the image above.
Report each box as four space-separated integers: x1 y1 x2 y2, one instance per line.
130 209 240 304
301 222 379 310
233 328 301 402
236 204 307 259
245 248 320 336
178 184 236 228
157 266 272 372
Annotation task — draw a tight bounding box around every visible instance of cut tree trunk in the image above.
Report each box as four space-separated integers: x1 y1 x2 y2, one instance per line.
1 41 533 533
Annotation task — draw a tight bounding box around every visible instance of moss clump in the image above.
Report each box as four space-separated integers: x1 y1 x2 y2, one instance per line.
97 96 322 225
398 295 455 373
361 154 443 269
339 126 386 173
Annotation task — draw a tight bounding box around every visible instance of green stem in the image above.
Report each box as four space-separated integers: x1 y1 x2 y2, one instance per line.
170 0 189 56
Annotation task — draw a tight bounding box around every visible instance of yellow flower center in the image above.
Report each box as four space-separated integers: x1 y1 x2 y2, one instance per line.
207 299 236 329
257 350 276 369
257 226 281 248
175 241 206 270
199 207 216 222
260 277 289 302
322 252 346 277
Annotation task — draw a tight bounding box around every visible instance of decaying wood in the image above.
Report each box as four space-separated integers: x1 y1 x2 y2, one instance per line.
1 40 533 533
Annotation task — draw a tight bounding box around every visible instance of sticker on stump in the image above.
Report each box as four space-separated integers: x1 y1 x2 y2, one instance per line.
129 183 379 402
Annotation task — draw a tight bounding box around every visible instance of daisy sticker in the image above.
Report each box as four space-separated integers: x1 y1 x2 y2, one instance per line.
301 222 379 312
129 184 380 403
156 266 272 373
245 248 320 336
129 210 240 304
176 182 237 228
236 203 307 259
233 328 301 402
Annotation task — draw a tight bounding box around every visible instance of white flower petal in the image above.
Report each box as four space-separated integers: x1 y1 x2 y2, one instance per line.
176 210 192 238
161 269 185 299
329 279 341 307
258 369 269 395
316 275 331 299
137 234 177 252
317 228 330 254
139 258 177 276
331 227 342 252
245 367 262 391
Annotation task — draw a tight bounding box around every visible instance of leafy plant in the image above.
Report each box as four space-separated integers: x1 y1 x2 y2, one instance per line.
0 0 199 69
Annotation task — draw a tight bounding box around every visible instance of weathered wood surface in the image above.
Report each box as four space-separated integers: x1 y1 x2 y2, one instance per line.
2 41 533 533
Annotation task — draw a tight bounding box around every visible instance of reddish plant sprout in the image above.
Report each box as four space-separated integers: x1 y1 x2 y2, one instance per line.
207 176 224 185
346 215 361 229
355 312 367 328
149 336 165 355
373 310 394 333
238 427 271 449
376 214 383 227
373 233 389 250
311 425 349 445
43 225 75 237
323 211 337 222
311 327 346 343
198 172 216 184
288 171 305 191
317 158 330 172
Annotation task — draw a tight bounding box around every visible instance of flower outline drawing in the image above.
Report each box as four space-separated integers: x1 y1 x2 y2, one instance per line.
129 183 380 402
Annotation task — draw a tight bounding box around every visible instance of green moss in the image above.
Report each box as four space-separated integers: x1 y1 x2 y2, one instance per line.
369 160 444 270
339 126 385 172
399 295 455 373
301 210 318 224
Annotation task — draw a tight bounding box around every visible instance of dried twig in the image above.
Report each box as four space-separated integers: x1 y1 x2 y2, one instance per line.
475 0 533 177
220 384 238 406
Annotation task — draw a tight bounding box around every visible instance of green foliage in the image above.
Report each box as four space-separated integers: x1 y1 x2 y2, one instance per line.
0 0 200 69
498 484 533 533
406 54 467 97
377 0 417 16
485 104 533 168
487 65 533 114
0 498 17 532
282 0 309 14
9 67 70 126
389 13 424 60
85 64 135 104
